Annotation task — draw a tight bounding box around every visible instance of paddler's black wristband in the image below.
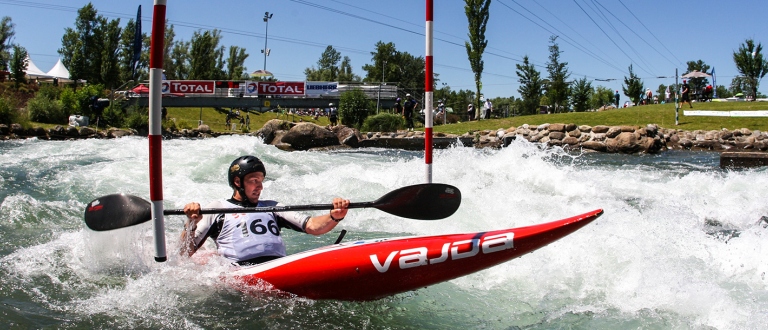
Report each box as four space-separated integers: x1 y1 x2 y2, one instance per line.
330 214 344 222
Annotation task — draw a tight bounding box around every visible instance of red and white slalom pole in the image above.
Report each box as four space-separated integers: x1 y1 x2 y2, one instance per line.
149 0 167 262
424 0 434 183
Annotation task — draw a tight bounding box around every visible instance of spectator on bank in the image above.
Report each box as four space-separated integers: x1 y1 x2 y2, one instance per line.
681 80 693 108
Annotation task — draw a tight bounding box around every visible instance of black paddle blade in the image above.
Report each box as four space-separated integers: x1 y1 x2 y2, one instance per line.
372 183 461 220
84 194 152 231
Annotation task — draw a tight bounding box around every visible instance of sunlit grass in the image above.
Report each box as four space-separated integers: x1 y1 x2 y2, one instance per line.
431 102 768 134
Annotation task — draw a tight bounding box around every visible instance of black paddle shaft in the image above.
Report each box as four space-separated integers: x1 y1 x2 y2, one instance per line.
84 183 461 231
163 202 376 215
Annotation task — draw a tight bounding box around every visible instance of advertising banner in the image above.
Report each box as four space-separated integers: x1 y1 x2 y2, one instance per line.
243 81 259 96
305 82 339 97
161 80 216 94
258 81 306 96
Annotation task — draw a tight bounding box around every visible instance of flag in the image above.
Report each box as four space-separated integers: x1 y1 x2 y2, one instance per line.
711 67 717 98
131 5 142 79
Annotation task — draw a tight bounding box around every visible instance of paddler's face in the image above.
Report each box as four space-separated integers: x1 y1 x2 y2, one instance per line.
237 171 264 203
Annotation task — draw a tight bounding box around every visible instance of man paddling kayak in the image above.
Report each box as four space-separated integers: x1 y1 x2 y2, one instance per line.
180 156 350 265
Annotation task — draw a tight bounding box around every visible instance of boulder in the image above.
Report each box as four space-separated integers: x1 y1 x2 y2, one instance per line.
592 125 610 134
562 136 579 145
606 132 640 153
30 126 47 137
548 131 566 141
49 125 65 136
581 141 607 152
280 122 339 150
335 126 363 148
548 123 565 132
255 119 295 144
66 126 79 137
107 128 133 138
0 124 8 135
606 126 622 138
10 123 24 135
78 127 97 136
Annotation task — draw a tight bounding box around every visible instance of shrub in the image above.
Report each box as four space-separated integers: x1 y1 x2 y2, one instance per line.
26 94 66 124
59 88 78 115
339 88 374 129
101 103 125 128
175 118 194 130
125 107 149 132
362 113 404 132
0 96 17 125
36 84 62 101
60 84 105 118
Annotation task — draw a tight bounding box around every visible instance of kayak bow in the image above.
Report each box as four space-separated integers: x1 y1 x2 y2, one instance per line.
230 209 603 301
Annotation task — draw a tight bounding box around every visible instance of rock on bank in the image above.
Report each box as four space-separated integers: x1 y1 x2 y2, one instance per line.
3 120 767 154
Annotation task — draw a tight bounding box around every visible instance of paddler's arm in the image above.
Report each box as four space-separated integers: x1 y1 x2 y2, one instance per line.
180 202 202 256
304 197 349 235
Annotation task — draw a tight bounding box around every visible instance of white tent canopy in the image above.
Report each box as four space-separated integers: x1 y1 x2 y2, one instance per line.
24 55 52 79
46 58 72 82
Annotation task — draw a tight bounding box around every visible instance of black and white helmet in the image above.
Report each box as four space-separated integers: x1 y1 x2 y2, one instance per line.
228 156 266 196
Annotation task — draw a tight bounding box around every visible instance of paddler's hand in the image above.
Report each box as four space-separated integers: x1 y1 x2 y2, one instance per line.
330 197 349 222
183 202 202 223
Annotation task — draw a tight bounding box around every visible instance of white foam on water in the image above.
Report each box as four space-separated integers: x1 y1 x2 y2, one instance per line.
2 135 768 328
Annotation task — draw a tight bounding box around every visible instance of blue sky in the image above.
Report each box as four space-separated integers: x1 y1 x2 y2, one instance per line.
2 0 767 100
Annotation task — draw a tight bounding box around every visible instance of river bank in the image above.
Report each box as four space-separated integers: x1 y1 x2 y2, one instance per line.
2 120 767 155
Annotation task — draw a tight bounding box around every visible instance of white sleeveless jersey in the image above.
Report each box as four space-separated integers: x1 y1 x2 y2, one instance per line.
192 200 310 262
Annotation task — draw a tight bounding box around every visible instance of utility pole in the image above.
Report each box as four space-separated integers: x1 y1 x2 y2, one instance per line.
262 12 273 71
377 60 386 113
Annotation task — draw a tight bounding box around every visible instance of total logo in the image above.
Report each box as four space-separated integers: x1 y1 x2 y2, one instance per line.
161 81 170 93
246 82 258 94
369 232 514 273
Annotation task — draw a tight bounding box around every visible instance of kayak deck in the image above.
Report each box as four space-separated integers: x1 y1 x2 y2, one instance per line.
229 209 604 301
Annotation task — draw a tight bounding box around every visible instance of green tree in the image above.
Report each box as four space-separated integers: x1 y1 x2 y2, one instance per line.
570 77 591 112
716 85 732 98
118 18 145 83
546 36 571 113
226 45 248 80
0 16 14 71
189 29 225 80
170 40 191 80
622 64 644 105
733 39 768 100
685 59 711 95
338 56 359 82
590 85 614 109
162 21 175 78
362 41 424 98
656 84 668 102
339 88 374 128
9 44 27 86
59 4 121 86
305 45 342 81
464 0 491 119
516 55 543 115
362 42 395 85
99 17 122 89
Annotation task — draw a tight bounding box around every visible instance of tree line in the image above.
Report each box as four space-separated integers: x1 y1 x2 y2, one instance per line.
3 2 768 127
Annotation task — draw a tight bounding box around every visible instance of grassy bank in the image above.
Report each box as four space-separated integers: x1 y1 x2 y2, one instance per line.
165 102 768 134
165 108 330 132
432 102 768 135
23 101 768 135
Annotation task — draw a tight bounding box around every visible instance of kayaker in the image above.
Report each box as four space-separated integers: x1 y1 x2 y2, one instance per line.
180 155 350 265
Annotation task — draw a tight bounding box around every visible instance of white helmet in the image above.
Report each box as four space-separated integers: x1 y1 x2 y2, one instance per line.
329 103 334 106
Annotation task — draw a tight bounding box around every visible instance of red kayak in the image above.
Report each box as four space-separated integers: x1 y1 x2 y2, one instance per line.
229 209 603 301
